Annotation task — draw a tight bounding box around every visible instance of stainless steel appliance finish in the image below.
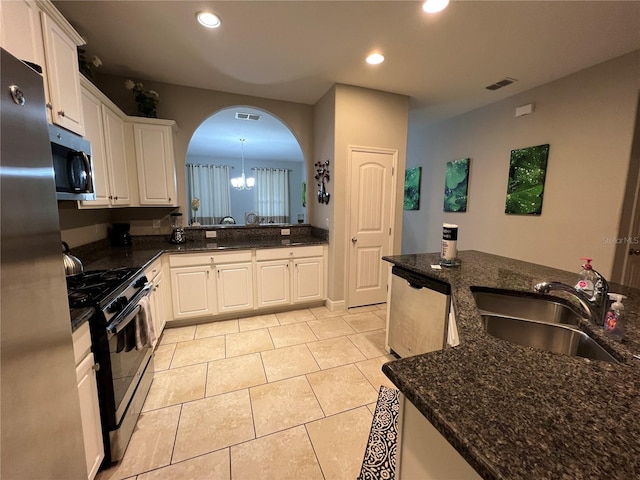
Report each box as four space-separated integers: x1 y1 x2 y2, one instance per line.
67 268 154 464
49 122 95 201
1 48 87 479
388 266 451 358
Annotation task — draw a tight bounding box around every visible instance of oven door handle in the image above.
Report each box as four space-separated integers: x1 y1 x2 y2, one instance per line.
107 283 152 334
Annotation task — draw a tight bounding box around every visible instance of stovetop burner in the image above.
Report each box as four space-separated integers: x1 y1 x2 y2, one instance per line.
67 267 139 308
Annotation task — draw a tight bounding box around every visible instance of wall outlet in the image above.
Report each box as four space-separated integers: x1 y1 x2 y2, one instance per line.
152 220 161 229
281 228 290 236
205 230 217 238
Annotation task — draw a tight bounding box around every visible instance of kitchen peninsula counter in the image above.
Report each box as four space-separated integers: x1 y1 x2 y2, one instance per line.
77 235 327 272
382 250 640 479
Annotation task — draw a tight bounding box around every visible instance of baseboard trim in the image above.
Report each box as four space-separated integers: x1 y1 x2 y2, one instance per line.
325 298 346 312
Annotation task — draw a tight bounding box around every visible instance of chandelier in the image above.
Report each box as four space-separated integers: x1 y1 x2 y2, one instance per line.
230 138 255 190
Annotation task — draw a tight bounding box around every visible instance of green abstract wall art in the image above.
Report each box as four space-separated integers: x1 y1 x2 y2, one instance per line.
404 167 421 210
444 158 470 212
505 144 550 215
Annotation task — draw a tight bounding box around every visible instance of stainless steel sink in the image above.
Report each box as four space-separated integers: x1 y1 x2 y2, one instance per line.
473 290 582 326
482 314 618 363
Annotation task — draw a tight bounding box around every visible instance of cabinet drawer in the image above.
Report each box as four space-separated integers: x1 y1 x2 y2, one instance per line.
72 321 92 365
169 251 251 268
145 257 162 280
256 245 323 261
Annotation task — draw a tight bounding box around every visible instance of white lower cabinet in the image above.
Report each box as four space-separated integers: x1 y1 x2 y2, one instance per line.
72 322 104 480
293 257 324 303
167 245 326 322
256 259 291 307
397 394 481 479
145 258 166 346
170 264 216 319
216 262 254 313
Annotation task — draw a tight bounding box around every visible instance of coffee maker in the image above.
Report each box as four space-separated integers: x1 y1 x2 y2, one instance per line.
109 223 132 246
169 213 186 244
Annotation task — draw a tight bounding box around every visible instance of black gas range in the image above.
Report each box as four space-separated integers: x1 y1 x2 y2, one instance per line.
67 267 155 467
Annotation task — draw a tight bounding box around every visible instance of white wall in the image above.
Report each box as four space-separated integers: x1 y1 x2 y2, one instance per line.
403 51 640 277
316 84 409 306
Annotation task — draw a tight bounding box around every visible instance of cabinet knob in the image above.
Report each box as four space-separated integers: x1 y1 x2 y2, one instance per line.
114 196 118 200
92 363 101 371
630 249 640 255
108 195 113 200
351 237 358 244
58 110 65 117
46 102 52 110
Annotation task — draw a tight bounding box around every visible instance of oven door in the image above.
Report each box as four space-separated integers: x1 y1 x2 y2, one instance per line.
106 285 153 425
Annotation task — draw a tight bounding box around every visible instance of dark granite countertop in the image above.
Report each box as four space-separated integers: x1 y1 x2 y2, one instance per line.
70 307 95 332
78 235 327 272
382 250 640 480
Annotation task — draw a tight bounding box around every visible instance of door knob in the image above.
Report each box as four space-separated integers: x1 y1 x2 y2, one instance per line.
629 249 640 255
351 237 357 244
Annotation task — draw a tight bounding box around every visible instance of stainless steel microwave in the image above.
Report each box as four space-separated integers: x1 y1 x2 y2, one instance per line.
48 123 95 201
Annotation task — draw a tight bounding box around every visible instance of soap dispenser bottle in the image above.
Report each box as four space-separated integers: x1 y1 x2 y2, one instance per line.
604 293 626 340
575 257 598 296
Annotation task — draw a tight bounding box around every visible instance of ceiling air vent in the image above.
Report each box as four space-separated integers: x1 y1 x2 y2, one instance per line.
485 77 518 91
235 112 261 121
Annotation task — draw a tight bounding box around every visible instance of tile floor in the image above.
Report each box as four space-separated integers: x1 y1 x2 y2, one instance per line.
97 304 397 480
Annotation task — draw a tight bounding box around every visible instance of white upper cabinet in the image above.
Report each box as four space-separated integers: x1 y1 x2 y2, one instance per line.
79 78 134 208
39 3 85 135
1 0 85 135
101 105 131 205
132 120 178 206
0 0 46 68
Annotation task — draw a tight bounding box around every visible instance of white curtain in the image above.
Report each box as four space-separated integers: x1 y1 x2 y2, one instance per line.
254 168 289 224
186 164 231 224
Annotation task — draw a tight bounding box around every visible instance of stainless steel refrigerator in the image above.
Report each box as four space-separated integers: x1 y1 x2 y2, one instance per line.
1 48 87 479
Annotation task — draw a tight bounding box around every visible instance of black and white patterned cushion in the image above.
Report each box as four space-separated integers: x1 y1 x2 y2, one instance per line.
358 386 400 480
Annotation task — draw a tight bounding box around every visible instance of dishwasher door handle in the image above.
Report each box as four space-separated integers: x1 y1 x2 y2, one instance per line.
407 282 424 290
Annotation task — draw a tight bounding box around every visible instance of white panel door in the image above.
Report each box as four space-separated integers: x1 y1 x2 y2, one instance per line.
348 148 395 307
41 12 84 135
101 106 130 205
170 266 215 319
293 257 324 303
79 87 110 207
133 123 177 205
76 353 104 480
257 260 291 307
216 263 254 313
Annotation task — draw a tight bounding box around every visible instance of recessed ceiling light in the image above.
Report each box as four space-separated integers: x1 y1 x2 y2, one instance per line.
196 11 221 28
422 0 449 14
366 53 385 65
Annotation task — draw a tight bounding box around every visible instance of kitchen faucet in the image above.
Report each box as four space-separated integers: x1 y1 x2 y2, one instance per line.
533 271 609 325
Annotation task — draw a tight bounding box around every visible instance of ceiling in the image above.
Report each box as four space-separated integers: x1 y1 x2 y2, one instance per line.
54 0 640 126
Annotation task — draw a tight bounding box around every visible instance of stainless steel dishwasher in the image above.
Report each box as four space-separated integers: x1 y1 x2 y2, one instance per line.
388 266 451 357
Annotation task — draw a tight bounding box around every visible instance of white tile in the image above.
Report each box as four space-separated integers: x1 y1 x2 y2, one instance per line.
225 329 274 357
195 319 239 339
173 390 255 463
261 344 320 382
142 364 206 412
137 449 230 480
206 353 267 396
306 336 366 370
159 326 196 345
238 313 280 331
231 426 323 479
307 364 378 416
268 322 317 348
170 336 225 368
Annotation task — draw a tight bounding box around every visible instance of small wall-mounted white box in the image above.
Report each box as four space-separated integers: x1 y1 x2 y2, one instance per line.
205 230 217 238
281 228 291 236
515 103 535 117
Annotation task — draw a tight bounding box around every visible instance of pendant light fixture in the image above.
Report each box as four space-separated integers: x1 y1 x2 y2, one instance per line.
230 138 255 190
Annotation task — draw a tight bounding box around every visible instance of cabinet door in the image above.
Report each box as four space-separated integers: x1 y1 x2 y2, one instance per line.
170 265 216 319
151 272 166 342
79 87 110 207
216 262 254 313
101 106 130 205
0 0 45 68
76 353 104 480
133 123 177 206
41 12 84 135
257 260 291 308
293 257 324 303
